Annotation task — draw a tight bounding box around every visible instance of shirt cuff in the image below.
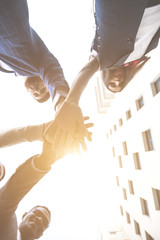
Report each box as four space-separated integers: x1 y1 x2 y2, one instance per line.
32 155 51 173
52 86 69 111
90 49 100 71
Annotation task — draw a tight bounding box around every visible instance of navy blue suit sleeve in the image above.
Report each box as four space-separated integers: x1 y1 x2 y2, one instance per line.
0 0 69 103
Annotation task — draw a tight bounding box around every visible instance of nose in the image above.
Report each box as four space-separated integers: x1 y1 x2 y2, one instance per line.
35 216 45 230
34 89 40 94
112 78 121 86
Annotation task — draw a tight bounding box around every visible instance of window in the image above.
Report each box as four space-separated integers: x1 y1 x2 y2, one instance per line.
119 118 123 127
122 141 128 155
151 77 160 96
118 156 123 168
112 146 115 157
134 220 141 235
136 96 144 110
152 188 160 210
109 231 117 235
126 211 130 223
123 188 127 200
142 130 154 151
133 152 141 169
126 110 131 120
128 180 134 194
140 198 149 216
120 205 123 215
145 231 154 240
113 124 117 131
116 176 120 186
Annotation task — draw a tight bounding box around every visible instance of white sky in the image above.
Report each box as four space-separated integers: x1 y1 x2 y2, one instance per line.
0 1 119 240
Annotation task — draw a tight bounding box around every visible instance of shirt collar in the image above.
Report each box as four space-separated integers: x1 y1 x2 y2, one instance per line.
17 229 22 240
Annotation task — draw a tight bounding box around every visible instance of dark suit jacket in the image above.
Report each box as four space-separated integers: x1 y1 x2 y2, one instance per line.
0 156 49 240
0 0 69 107
92 0 160 70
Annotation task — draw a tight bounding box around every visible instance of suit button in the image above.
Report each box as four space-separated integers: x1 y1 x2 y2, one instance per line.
127 37 133 44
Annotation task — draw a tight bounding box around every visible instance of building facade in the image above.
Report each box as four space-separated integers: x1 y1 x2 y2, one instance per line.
95 45 160 240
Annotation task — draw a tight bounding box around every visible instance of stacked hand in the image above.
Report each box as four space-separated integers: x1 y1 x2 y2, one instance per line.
44 101 93 155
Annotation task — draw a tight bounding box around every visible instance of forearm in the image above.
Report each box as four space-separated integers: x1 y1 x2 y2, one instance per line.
34 152 55 171
0 124 45 148
31 28 70 110
43 62 69 106
34 141 58 171
66 57 99 104
0 156 49 216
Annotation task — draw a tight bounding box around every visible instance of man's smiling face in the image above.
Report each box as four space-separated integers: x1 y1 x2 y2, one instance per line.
19 206 51 239
107 67 125 92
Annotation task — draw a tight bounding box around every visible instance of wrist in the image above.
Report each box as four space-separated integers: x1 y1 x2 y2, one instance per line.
65 96 79 106
53 86 70 111
33 154 51 171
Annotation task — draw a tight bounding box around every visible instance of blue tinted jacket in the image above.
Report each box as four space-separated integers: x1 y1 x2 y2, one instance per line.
0 0 69 103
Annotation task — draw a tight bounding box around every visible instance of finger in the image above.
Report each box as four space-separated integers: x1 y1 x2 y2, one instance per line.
86 132 92 142
51 128 63 150
63 129 75 154
76 121 88 139
72 122 86 139
43 121 57 143
73 141 81 155
78 114 88 135
54 130 68 156
85 123 94 129
80 138 87 152
84 116 89 121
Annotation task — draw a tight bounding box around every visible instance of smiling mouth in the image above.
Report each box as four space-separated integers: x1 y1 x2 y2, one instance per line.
33 93 39 97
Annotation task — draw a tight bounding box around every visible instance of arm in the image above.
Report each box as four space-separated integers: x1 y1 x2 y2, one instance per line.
27 28 70 110
44 57 99 153
66 57 99 104
0 122 51 148
0 141 57 219
0 0 69 110
0 155 49 219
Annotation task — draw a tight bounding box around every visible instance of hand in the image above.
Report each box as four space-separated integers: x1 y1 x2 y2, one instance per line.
35 140 65 170
43 101 92 154
42 141 64 165
70 116 93 155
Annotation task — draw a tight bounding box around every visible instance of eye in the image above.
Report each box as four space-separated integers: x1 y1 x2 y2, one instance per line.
28 86 34 91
